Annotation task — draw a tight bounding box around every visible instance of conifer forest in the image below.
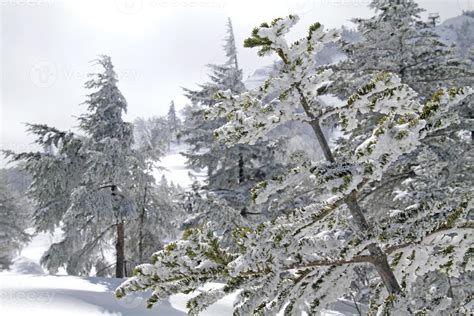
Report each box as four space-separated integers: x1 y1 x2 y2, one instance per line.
1 0 473 315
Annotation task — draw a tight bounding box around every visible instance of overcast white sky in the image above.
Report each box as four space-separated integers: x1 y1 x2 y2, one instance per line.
0 0 469 166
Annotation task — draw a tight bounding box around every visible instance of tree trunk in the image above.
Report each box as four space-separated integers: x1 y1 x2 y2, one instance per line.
345 193 402 293
116 221 125 278
238 152 245 184
138 183 148 263
111 184 125 278
297 85 402 294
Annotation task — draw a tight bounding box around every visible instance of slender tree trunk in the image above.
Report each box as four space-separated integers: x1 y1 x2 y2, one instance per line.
116 220 125 278
138 183 148 263
296 85 402 294
238 152 245 184
111 184 125 278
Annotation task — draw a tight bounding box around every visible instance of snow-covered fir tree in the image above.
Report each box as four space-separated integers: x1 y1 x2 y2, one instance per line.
76 55 138 277
331 0 473 99
126 173 183 270
5 56 140 277
116 16 473 315
167 101 181 138
181 18 284 213
134 116 171 160
125 118 184 272
330 0 474 175
183 18 245 106
181 18 245 185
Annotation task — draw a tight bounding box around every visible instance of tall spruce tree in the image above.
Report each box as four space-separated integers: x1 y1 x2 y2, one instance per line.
134 116 172 157
117 16 473 314
181 18 245 187
127 119 184 269
183 18 245 106
330 0 474 218
166 101 181 147
126 172 183 269
181 18 282 211
5 56 138 277
167 101 180 135
77 55 136 278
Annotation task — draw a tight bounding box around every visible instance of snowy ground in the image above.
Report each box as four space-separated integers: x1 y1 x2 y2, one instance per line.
0 269 361 316
0 273 237 316
0 225 237 316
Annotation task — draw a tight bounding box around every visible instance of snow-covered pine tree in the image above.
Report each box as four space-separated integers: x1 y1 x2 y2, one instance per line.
331 0 473 99
101 112 184 275
167 101 180 138
181 18 283 211
330 3 474 223
116 16 473 314
183 18 245 106
3 125 86 234
77 55 137 278
126 172 183 269
0 176 31 270
129 114 185 270
134 115 172 158
5 56 138 277
181 17 245 186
